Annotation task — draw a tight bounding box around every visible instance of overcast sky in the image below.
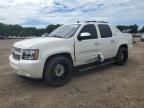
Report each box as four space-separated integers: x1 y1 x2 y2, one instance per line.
0 0 143 28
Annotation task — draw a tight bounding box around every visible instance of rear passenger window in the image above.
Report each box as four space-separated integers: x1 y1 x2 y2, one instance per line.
98 24 112 38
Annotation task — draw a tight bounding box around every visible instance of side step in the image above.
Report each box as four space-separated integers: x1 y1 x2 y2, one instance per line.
76 59 115 72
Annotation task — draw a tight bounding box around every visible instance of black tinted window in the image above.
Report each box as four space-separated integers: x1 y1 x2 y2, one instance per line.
79 24 98 39
98 24 112 38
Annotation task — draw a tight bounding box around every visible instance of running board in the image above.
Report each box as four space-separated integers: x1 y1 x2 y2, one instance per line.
76 59 115 72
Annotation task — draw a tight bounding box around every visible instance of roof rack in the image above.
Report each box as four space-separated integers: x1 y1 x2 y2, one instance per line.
85 21 108 23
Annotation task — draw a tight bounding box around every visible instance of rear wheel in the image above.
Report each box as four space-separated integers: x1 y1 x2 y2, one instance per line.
115 47 128 65
43 56 73 86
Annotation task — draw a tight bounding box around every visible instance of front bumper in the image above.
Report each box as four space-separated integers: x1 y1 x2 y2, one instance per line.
9 55 43 78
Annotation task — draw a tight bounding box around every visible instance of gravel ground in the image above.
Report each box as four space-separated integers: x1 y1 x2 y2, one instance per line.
0 39 144 108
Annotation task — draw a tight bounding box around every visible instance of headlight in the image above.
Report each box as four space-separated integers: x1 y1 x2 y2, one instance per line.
22 49 39 60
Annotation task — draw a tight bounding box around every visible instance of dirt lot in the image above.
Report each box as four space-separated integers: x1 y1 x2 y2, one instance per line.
0 39 144 108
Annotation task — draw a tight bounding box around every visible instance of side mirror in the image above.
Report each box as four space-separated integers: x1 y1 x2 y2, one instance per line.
78 32 91 41
80 32 91 37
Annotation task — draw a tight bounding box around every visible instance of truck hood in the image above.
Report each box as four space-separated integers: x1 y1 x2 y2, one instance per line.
14 37 65 48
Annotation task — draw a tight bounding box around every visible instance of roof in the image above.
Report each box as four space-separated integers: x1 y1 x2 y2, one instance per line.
84 21 108 23
75 20 109 25
65 21 110 25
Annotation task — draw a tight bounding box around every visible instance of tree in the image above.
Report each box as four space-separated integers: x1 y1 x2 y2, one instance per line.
0 23 61 37
0 22 141 37
117 24 138 33
129 24 138 33
19 31 27 37
117 25 129 32
138 26 144 33
46 24 61 33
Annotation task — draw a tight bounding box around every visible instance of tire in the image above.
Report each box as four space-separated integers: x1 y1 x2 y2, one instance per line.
43 56 73 86
141 39 144 42
115 47 128 65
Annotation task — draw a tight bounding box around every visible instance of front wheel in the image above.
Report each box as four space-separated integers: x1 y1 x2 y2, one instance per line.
115 47 128 65
43 56 73 86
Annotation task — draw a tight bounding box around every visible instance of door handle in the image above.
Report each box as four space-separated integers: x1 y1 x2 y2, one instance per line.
110 40 115 43
94 42 100 46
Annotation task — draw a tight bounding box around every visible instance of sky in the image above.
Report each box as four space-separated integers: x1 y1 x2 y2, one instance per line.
0 0 143 28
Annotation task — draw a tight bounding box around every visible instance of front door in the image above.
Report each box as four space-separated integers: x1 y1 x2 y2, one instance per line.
75 24 101 65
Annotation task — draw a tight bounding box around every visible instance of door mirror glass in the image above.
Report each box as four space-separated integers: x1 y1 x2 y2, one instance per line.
80 32 91 37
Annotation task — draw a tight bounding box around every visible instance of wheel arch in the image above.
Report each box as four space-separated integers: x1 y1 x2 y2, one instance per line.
119 44 128 49
115 44 128 56
115 44 128 65
42 52 73 78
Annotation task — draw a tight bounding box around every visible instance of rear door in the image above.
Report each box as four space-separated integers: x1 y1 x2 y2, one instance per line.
98 24 117 59
75 24 101 65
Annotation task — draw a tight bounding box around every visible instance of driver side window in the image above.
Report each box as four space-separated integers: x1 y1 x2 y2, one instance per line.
79 24 98 40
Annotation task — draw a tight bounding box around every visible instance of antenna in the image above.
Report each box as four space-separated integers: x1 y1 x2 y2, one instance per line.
77 21 80 23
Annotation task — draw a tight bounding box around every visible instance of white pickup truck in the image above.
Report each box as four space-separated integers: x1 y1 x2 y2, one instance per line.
9 21 133 86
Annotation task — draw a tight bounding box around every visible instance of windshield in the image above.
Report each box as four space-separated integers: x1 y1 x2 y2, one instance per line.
47 24 80 38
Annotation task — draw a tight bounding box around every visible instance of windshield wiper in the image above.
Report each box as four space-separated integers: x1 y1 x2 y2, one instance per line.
49 35 63 38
